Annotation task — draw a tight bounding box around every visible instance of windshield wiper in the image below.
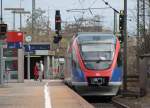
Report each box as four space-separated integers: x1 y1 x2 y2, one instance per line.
96 59 103 63
96 57 105 63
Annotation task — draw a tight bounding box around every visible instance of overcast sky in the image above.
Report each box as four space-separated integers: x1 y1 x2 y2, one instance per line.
3 0 137 35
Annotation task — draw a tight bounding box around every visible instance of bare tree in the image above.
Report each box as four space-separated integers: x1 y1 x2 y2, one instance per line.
64 15 103 33
23 8 51 42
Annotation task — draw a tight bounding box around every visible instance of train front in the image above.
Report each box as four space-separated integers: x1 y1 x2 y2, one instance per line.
73 33 122 96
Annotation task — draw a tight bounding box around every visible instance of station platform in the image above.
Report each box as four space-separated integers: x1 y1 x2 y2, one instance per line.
0 80 94 108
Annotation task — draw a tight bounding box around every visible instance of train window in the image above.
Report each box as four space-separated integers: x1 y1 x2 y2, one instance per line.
68 53 71 60
72 49 75 60
81 44 115 61
80 43 114 70
67 53 72 72
77 34 115 44
81 44 114 52
71 48 80 69
72 49 76 67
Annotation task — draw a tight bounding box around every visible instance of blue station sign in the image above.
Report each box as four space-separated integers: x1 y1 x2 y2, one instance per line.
24 44 50 52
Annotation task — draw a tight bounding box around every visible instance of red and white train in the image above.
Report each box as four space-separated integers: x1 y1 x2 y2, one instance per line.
64 32 122 96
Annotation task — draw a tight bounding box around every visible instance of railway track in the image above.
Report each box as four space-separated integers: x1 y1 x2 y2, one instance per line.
83 96 115 108
83 96 129 108
92 102 116 108
112 98 130 108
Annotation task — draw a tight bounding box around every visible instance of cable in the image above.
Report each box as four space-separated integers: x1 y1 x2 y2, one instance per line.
66 7 110 12
78 0 84 9
101 0 119 13
90 0 98 8
88 0 99 16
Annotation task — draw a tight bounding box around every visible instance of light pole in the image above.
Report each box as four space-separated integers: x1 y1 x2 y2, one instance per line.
32 0 35 35
123 0 128 91
12 11 16 30
4 8 24 30
13 10 30 31
4 8 30 31
20 0 22 31
25 35 32 80
0 0 2 23
0 0 4 85
27 44 30 80
0 44 4 85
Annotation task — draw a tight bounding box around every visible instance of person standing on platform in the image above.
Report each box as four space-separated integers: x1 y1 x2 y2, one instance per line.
33 62 39 80
39 60 44 82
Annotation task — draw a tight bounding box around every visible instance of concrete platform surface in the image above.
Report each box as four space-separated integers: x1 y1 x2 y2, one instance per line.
0 80 94 108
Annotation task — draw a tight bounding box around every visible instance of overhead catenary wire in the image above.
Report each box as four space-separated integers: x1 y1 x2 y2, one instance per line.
78 0 84 8
67 0 119 16
66 7 110 12
66 0 121 33
89 0 99 8
66 7 109 24
78 0 85 14
87 0 98 16
67 0 120 14
101 0 119 13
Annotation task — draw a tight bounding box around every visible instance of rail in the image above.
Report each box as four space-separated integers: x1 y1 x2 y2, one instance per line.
112 98 130 108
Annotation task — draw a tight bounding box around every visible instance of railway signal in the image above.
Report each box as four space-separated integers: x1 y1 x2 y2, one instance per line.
55 10 61 31
53 10 62 44
0 24 7 40
53 35 62 44
119 10 124 32
119 10 124 42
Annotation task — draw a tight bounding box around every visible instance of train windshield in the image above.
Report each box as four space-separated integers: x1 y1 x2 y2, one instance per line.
77 34 115 70
80 43 115 70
